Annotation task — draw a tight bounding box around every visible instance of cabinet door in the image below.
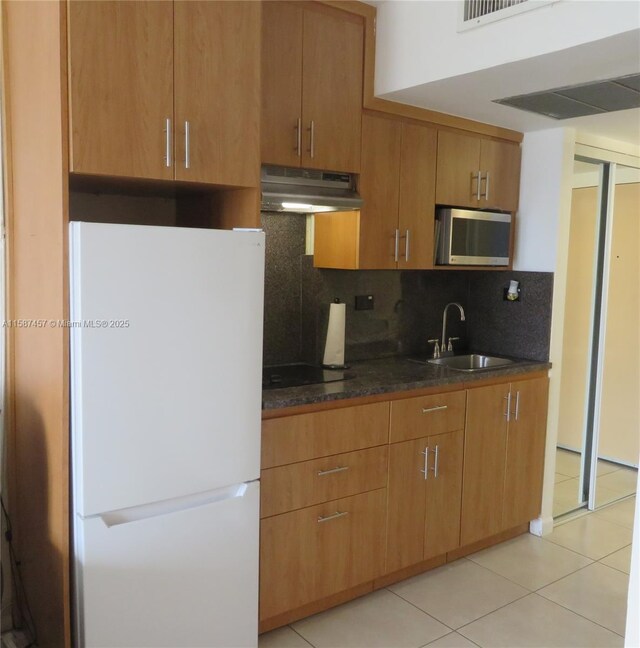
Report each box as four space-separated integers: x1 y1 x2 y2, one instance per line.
301 7 363 173
68 1 174 180
461 384 509 545
261 1 303 167
260 489 386 621
424 429 463 559
502 378 549 529
480 139 521 212
435 130 481 209
357 115 402 269
174 1 260 187
386 439 428 573
398 123 437 269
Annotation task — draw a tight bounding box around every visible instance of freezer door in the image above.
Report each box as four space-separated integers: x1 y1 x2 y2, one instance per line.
75 481 259 648
70 223 264 516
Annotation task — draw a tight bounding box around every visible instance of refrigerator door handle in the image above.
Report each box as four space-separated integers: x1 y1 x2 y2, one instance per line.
90 481 256 528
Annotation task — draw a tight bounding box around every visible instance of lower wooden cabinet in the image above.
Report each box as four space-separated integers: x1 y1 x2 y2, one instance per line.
386 429 463 573
461 377 549 545
259 488 387 621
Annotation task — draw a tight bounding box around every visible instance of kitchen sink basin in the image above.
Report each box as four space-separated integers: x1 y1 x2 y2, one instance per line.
418 353 515 372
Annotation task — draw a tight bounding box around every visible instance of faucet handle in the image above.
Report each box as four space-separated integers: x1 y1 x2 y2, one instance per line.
428 339 441 359
447 337 460 352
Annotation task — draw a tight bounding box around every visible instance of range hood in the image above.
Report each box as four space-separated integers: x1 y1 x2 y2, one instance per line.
261 165 362 214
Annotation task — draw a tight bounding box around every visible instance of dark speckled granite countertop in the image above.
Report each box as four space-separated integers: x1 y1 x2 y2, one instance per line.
262 355 551 411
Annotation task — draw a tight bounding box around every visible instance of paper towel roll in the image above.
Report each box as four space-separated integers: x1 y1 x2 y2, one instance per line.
322 301 346 368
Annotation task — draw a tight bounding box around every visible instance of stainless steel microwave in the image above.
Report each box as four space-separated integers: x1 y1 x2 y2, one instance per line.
435 208 512 266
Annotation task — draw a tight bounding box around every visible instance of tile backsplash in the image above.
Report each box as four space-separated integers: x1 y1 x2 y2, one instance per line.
262 213 553 366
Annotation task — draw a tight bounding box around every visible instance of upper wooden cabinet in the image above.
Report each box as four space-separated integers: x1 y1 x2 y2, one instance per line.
67 1 174 181
261 2 364 173
461 377 548 546
436 130 521 212
314 114 436 270
68 1 260 187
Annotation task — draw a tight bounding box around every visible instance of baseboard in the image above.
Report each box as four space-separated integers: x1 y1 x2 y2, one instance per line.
529 515 554 536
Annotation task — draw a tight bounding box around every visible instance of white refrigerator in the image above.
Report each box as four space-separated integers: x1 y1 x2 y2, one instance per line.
69 222 265 647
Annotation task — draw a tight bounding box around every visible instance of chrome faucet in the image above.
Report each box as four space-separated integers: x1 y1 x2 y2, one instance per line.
441 302 466 353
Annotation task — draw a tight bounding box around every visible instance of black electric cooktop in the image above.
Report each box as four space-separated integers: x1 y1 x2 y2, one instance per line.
262 363 351 390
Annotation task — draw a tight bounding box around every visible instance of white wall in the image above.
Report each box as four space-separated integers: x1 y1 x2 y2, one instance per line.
514 128 575 272
375 0 639 95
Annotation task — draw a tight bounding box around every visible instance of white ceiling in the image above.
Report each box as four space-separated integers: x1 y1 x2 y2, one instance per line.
375 10 640 145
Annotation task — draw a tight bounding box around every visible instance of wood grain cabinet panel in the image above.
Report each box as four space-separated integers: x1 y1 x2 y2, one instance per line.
68 1 174 180
386 429 464 573
174 1 260 187
461 383 509 546
261 402 389 469
260 489 386 621
436 130 521 213
260 446 388 518
462 377 549 545
389 391 466 443
435 130 481 209
68 0 260 188
314 115 437 270
398 123 438 270
261 1 303 168
357 114 402 269
502 377 549 529
479 138 521 212
261 2 364 173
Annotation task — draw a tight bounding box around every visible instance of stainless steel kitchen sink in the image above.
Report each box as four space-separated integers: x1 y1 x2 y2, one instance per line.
412 353 515 372
429 354 515 371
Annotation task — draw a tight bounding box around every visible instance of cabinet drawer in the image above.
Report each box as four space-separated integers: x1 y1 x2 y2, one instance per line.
261 402 389 469
259 488 386 621
389 391 466 443
261 446 388 518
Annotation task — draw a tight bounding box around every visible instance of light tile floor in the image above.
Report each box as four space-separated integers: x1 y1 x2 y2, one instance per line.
553 448 637 517
259 496 635 648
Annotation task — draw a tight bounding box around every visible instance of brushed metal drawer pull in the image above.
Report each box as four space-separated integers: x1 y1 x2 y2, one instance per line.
422 405 448 414
317 466 349 477
420 447 429 480
318 511 348 523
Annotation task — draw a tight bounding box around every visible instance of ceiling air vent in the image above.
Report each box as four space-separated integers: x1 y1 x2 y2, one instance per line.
459 0 559 31
493 73 640 119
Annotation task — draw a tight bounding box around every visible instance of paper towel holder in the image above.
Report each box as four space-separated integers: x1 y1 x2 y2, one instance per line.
322 298 349 370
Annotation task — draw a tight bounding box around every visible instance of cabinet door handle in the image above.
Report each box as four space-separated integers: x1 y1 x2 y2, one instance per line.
295 118 302 157
504 392 511 422
317 466 349 477
514 390 520 421
394 229 400 262
476 170 482 200
308 120 315 158
422 405 447 414
432 445 439 478
420 447 429 480
485 171 490 201
405 229 410 262
164 118 172 168
318 510 348 523
184 120 191 169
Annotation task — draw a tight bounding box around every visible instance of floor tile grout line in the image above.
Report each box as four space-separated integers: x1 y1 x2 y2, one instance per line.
535 534 597 562
542 531 630 562
384 586 456 633
287 624 316 648
532 561 602 593
533 590 626 639
596 542 633 561
454 590 532 634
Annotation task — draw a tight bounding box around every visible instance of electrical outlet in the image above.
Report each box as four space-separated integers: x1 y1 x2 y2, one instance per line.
355 295 374 311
